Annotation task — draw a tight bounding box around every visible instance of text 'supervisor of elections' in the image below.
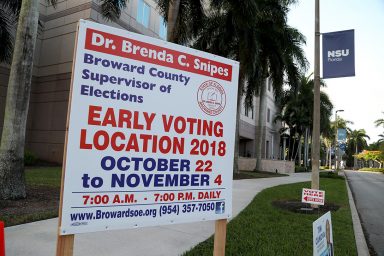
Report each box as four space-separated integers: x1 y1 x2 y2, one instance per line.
60 20 239 235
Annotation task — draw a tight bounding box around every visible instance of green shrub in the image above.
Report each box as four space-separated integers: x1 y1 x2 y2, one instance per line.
24 150 37 166
319 171 344 180
295 165 310 172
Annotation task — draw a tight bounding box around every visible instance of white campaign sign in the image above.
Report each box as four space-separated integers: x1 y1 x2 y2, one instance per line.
59 20 239 234
302 188 325 205
313 211 334 256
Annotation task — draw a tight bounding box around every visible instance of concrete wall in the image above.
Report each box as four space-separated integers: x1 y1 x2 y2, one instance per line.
238 157 257 171
261 159 295 174
238 157 295 174
239 78 282 159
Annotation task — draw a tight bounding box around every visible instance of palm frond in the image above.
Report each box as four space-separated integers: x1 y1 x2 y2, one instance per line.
0 4 16 63
100 0 128 21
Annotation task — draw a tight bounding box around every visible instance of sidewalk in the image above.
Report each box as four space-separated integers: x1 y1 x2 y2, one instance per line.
5 173 311 256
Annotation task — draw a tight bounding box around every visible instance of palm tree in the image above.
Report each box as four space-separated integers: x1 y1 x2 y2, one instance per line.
278 74 333 162
100 0 204 44
277 74 333 166
322 136 333 168
0 0 57 199
194 0 308 172
253 24 308 171
156 0 204 43
378 134 384 143
374 112 384 128
93 0 308 174
192 0 267 173
348 129 370 170
333 116 353 131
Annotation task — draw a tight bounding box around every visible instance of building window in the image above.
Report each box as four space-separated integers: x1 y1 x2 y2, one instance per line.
159 16 167 40
267 108 271 122
266 140 270 159
137 0 150 28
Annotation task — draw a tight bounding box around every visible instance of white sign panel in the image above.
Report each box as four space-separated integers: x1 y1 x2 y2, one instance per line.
59 20 239 234
313 211 334 256
302 188 325 205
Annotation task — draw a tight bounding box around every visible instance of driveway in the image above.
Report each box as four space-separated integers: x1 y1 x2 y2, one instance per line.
345 170 384 256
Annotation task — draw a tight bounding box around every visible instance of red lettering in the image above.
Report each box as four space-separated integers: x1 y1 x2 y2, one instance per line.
88 105 102 126
126 133 139 151
186 118 197 134
173 137 184 154
202 120 213 136
159 136 172 154
93 130 109 150
111 132 125 151
140 134 152 152
79 129 92 149
102 108 117 127
174 116 186 133
118 109 132 128
162 115 173 132
143 112 156 130
133 112 144 130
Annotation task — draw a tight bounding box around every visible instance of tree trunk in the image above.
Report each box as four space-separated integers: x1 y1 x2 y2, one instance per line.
298 136 302 166
353 144 358 170
305 129 311 168
325 145 329 167
0 0 40 199
304 128 309 167
328 146 332 169
233 83 242 174
166 0 181 42
255 81 266 171
294 135 302 164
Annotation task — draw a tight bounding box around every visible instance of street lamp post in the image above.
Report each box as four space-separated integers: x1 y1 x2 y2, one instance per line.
311 0 320 192
334 109 344 170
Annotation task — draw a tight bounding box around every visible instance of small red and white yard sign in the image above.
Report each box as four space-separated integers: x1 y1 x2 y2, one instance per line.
302 188 325 205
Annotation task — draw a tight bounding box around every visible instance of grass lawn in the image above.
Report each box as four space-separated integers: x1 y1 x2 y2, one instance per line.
183 173 357 256
25 166 62 187
0 167 62 227
358 168 384 174
233 170 288 180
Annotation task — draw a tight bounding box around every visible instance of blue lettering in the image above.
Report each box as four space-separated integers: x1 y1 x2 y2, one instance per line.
101 156 115 171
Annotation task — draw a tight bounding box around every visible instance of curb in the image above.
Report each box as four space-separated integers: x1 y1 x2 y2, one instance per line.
345 175 370 256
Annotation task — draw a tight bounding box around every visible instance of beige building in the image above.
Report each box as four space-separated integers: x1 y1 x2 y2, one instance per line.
0 0 283 164
239 78 282 160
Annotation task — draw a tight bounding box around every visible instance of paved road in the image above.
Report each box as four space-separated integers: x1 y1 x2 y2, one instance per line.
345 170 384 256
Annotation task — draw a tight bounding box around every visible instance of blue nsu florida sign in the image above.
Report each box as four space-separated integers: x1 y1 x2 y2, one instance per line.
322 29 355 79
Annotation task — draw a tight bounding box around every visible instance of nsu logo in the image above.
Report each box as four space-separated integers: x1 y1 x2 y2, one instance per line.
327 49 349 62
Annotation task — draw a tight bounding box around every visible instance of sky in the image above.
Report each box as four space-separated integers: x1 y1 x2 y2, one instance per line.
287 0 384 143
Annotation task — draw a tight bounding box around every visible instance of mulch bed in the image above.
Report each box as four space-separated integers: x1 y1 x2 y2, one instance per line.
0 185 60 225
272 200 340 214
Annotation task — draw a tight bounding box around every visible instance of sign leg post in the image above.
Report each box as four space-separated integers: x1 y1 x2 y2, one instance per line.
56 234 74 256
213 219 227 256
